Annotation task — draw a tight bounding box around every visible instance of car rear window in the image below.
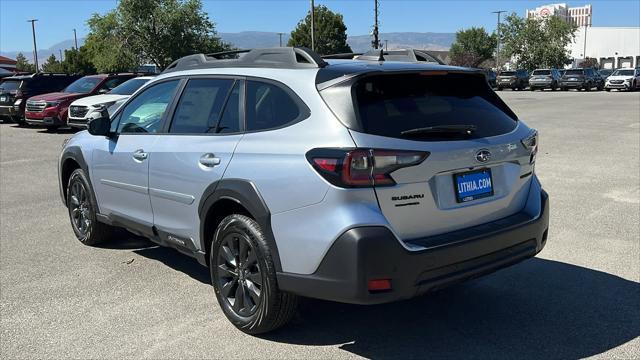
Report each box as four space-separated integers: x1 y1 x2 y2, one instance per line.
0 80 21 91
500 71 516 76
565 69 584 76
352 73 517 140
532 70 551 75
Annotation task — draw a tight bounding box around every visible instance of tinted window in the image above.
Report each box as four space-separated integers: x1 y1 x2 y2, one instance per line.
117 80 179 134
612 69 634 76
565 69 584 76
64 77 102 93
109 78 151 95
354 73 517 140
170 78 234 134
100 77 130 92
216 82 241 134
246 81 300 131
500 71 515 76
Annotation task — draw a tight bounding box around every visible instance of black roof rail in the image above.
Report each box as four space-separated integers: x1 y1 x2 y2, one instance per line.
321 52 363 60
163 47 328 73
356 48 445 65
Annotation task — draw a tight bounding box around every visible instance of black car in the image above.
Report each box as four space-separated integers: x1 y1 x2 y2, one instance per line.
559 68 604 91
529 69 563 91
0 72 81 124
496 70 529 90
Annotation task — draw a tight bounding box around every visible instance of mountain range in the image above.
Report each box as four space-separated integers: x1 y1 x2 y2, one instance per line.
1 31 455 62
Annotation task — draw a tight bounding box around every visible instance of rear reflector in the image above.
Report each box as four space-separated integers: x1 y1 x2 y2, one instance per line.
368 279 392 292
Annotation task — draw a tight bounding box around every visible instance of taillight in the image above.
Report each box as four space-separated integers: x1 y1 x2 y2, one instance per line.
307 148 429 188
521 129 538 164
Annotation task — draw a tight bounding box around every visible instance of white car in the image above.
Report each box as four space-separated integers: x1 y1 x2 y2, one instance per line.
604 68 640 92
68 76 155 128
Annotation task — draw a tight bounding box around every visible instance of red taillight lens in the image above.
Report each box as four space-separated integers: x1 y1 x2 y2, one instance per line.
368 278 392 292
307 148 429 188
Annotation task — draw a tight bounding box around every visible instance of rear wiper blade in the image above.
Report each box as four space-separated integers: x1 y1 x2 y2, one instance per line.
400 124 477 137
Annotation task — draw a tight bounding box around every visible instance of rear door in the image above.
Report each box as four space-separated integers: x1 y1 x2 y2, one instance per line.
332 72 537 240
148 77 243 250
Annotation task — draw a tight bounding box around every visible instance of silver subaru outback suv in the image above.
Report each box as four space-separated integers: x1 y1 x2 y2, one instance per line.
58 47 549 334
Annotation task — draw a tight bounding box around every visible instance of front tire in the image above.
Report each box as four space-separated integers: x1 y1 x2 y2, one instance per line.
210 214 298 334
67 169 113 245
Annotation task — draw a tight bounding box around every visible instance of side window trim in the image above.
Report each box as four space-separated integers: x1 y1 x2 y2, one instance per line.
111 78 184 135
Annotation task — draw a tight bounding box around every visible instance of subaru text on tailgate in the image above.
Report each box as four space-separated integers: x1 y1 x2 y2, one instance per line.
58 47 549 334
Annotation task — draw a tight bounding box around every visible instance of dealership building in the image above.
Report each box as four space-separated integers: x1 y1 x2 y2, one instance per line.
526 3 640 68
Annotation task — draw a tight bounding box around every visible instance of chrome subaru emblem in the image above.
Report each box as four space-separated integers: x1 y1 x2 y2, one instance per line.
475 149 491 163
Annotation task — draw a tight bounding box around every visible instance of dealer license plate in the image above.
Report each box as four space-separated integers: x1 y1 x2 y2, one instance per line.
454 169 494 203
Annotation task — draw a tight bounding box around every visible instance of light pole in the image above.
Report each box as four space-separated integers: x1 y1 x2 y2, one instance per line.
277 32 284 47
27 19 39 72
310 0 315 51
372 0 380 49
385 39 388 50
59 49 63 62
492 10 506 71
73 28 78 50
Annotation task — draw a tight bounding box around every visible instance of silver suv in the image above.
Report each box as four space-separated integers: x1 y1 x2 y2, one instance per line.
58 48 549 334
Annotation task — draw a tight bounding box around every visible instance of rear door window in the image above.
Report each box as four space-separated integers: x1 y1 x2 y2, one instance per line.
353 73 517 140
169 78 235 134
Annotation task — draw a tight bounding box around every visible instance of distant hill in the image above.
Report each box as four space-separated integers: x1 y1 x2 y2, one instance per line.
1 31 455 61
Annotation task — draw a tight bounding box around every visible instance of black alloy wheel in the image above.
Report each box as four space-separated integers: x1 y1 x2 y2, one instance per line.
215 231 263 317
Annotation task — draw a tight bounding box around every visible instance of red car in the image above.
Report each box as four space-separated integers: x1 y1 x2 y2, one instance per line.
24 73 139 131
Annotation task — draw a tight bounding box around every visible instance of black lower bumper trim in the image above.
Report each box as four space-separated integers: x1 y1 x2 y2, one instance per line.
278 190 549 305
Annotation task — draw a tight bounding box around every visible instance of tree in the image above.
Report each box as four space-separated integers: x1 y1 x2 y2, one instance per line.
449 27 496 68
115 0 230 70
15 53 36 72
579 57 599 68
499 13 577 71
85 11 140 73
288 5 352 55
41 54 64 73
61 47 97 75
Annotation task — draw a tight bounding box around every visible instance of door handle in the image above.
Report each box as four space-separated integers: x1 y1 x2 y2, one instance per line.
199 153 221 167
132 149 148 161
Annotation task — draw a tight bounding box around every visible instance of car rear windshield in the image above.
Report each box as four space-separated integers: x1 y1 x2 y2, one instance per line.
109 78 150 95
64 77 102 94
499 71 516 76
532 70 551 75
0 80 21 91
351 73 517 140
564 69 584 76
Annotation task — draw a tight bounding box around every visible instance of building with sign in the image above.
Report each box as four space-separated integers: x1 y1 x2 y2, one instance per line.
526 3 592 27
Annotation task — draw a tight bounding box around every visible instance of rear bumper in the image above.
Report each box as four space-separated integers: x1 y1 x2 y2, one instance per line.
560 81 586 88
278 189 549 305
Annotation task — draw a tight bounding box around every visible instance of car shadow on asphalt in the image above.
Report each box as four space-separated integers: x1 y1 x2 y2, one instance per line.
260 258 639 359
97 229 211 284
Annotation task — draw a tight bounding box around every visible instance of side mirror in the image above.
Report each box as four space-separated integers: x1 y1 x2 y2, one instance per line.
87 107 111 136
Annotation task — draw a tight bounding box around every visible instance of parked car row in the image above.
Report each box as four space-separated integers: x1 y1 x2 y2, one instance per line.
493 67 640 92
0 72 154 130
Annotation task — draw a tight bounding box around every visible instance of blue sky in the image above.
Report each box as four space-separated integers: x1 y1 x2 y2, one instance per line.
1 0 639 51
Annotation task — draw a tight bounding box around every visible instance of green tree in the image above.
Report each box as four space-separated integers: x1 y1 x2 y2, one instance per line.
499 13 577 71
579 57 599 68
15 53 36 72
85 11 140 73
288 5 352 55
61 47 97 75
449 27 497 68
41 54 65 73
115 0 230 70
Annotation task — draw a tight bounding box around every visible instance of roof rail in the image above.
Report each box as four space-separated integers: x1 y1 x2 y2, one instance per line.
163 47 328 73
356 48 445 65
321 52 363 60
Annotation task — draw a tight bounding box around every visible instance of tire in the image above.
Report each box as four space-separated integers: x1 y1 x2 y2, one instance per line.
562 87 568 91
530 87 535 91
210 214 298 334
605 88 611 92
66 169 113 245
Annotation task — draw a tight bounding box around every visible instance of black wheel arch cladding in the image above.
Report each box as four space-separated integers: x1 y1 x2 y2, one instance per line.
199 179 282 272
60 146 98 211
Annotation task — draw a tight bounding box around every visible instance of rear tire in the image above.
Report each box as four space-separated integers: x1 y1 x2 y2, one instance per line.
210 214 298 334
66 169 113 245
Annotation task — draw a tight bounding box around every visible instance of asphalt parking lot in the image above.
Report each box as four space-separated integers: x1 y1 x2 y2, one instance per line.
1 90 639 359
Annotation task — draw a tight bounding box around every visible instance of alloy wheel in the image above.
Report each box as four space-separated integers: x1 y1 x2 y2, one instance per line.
216 232 263 317
69 180 92 238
